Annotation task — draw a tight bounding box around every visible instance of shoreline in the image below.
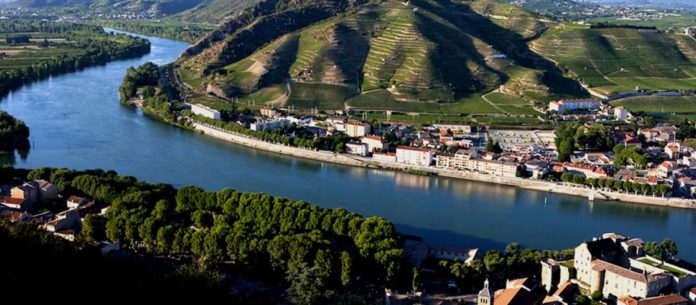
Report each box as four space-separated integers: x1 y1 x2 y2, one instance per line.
190 121 696 210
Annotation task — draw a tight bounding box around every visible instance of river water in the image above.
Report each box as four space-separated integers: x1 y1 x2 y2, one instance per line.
2 30 695 260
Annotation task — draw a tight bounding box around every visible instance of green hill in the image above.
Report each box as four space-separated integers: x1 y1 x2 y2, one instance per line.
176 0 586 114
531 24 696 97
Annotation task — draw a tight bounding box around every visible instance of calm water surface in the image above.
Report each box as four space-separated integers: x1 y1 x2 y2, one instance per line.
2 30 695 259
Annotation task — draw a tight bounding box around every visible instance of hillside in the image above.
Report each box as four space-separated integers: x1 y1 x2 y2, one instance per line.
176 0 586 115
174 0 262 23
531 24 696 97
502 0 597 19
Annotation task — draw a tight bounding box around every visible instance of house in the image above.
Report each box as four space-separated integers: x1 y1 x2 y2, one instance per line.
10 182 39 204
44 209 81 233
345 121 371 137
472 159 518 178
361 135 387 153
259 108 278 118
618 294 688 305
541 281 577 305
396 146 433 166
562 162 609 179
34 180 58 200
689 287 696 302
615 107 629 121
639 125 677 143
478 278 546 305
658 161 675 177
373 152 397 163
548 99 601 114
665 142 682 160
433 124 472 134
66 196 86 209
189 103 221 120
0 197 29 211
541 259 576 293
345 142 369 156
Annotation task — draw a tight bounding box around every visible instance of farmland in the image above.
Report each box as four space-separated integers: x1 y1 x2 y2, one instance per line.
610 95 696 119
531 25 696 97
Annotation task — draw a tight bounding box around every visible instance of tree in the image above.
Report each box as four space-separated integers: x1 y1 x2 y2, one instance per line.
645 242 660 258
660 239 678 260
557 138 574 162
81 214 104 243
591 291 603 302
659 185 670 198
286 262 324 305
412 267 422 292
340 251 352 287
575 295 590 305
192 210 214 228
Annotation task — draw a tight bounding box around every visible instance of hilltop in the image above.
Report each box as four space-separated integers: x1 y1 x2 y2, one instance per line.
175 0 587 115
531 23 696 97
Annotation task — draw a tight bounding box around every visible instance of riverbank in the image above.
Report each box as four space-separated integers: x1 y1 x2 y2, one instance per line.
190 121 696 210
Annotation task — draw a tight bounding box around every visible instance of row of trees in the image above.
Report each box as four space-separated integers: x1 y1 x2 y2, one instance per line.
0 111 30 152
560 173 671 197
0 23 150 98
22 167 408 305
118 62 161 103
436 243 575 294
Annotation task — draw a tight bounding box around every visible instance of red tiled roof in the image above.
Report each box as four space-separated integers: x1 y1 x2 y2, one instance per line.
397 146 431 152
1 197 25 205
67 196 83 203
362 135 383 141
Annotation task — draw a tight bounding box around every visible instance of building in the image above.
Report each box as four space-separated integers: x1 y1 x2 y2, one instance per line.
361 135 387 153
478 278 546 305
345 142 368 156
433 124 472 134
639 125 677 143
345 121 371 137
571 233 696 300
542 281 577 305
260 108 278 118
548 99 601 114
396 146 433 166
561 162 609 179
66 196 86 209
618 294 688 305
44 209 81 233
615 107 629 121
541 259 576 293
10 182 39 204
250 119 288 131
689 287 696 302
428 246 481 264
373 152 397 163
0 197 29 211
473 159 518 177
189 103 221 120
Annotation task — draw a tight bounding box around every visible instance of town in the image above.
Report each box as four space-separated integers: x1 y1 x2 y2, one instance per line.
180 98 696 207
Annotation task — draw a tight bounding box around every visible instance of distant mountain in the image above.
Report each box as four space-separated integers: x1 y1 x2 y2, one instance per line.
174 0 262 23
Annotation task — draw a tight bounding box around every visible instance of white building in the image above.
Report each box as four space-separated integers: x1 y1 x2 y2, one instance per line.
250 119 289 131
614 106 628 121
190 103 221 120
373 152 397 163
396 146 433 166
361 135 387 153
345 121 371 137
548 99 601 114
345 142 368 156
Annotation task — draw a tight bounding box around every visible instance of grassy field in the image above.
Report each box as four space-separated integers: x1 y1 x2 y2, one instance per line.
346 89 501 114
531 25 696 96
286 82 355 110
611 95 696 114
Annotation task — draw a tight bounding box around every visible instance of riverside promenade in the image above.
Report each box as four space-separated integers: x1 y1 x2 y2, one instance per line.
191 121 696 210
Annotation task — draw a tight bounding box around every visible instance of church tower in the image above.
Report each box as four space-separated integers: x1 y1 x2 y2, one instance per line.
477 278 493 305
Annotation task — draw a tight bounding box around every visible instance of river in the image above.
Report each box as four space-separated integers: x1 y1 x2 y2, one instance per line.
1 30 695 260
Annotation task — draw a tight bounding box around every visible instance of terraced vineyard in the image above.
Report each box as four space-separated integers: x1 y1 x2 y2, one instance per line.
531 25 696 97
176 0 584 115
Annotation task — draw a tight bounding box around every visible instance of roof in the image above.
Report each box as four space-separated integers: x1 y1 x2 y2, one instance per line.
346 121 369 127
35 179 53 189
396 146 431 153
1 197 26 205
621 294 689 305
584 238 618 258
362 135 383 141
592 259 653 283
554 99 601 104
67 196 84 203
